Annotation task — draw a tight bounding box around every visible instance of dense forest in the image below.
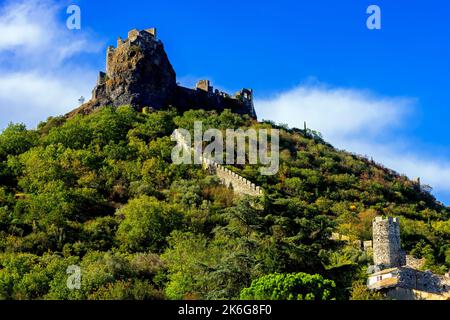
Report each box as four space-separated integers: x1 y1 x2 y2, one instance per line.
0 106 448 300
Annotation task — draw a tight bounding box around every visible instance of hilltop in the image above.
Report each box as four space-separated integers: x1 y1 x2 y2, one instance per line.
69 28 256 118
0 27 448 300
0 105 448 300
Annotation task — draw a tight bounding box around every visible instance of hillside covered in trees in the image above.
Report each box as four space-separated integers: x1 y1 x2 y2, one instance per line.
0 106 448 300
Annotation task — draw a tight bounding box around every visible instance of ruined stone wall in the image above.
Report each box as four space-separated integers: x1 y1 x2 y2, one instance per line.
397 267 445 293
106 31 177 109
211 162 262 197
174 86 256 118
196 80 211 92
70 28 257 119
373 217 406 268
173 130 263 197
384 287 450 300
405 255 425 269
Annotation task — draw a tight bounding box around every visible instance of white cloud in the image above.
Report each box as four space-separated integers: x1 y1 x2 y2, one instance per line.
255 84 450 202
0 70 96 127
0 1 44 50
0 0 101 130
0 0 100 64
256 84 414 139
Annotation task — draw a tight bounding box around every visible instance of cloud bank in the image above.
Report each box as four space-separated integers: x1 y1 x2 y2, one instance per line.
0 1 448 202
256 84 413 139
0 0 101 130
256 84 450 202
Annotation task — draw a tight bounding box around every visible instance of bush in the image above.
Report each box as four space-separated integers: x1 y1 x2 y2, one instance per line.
88 279 163 300
0 123 38 159
240 272 336 300
349 281 384 300
116 196 183 252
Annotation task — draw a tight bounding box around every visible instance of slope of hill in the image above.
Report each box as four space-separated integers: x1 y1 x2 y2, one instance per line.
0 106 448 300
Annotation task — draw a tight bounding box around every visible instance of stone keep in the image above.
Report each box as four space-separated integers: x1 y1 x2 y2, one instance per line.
70 27 257 119
102 28 177 109
372 217 406 269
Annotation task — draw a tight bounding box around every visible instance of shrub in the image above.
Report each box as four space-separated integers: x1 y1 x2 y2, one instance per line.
116 196 183 252
240 272 336 300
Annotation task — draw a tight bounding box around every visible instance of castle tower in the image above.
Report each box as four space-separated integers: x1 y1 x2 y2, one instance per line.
145 28 157 38
196 80 212 93
106 46 115 75
74 27 257 119
372 217 406 269
102 28 177 109
237 88 256 119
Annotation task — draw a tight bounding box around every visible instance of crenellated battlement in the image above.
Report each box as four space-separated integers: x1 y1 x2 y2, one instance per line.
195 80 254 112
106 28 160 77
173 129 263 197
207 161 263 196
373 216 406 269
374 216 399 223
70 27 257 119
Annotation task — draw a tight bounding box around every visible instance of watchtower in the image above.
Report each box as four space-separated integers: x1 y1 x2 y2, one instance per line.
196 80 212 93
373 217 406 269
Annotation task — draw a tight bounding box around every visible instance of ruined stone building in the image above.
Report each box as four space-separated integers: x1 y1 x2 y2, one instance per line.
368 217 449 300
69 28 256 119
372 217 406 269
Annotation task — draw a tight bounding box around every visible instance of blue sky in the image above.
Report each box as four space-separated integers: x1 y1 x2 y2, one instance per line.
0 0 450 204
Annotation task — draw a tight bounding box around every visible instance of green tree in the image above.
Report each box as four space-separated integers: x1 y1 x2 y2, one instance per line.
240 272 336 300
0 123 38 159
116 195 183 252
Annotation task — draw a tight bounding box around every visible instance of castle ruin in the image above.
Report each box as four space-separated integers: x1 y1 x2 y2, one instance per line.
70 28 256 119
368 217 449 299
172 129 263 197
372 217 406 269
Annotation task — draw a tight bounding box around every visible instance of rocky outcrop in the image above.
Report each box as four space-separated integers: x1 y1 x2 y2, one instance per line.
69 28 257 118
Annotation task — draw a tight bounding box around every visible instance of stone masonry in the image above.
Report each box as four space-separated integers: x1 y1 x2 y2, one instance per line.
372 217 406 269
368 216 449 299
212 163 262 197
69 28 257 119
173 129 263 197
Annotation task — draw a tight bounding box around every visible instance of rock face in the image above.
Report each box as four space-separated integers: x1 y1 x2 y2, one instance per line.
70 28 257 118
102 28 176 109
